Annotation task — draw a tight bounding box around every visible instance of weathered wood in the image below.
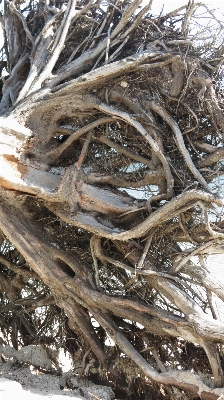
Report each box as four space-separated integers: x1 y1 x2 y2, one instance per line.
0 1 224 398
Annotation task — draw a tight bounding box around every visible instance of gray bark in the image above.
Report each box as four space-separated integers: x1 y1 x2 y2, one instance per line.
0 1 224 398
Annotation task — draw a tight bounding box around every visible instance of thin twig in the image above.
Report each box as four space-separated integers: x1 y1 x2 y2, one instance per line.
90 236 101 291
151 348 167 372
137 234 153 269
109 36 129 62
77 131 93 168
87 392 101 400
206 289 219 320
105 23 113 64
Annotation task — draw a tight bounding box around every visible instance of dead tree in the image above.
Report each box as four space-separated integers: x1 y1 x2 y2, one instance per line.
0 1 224 398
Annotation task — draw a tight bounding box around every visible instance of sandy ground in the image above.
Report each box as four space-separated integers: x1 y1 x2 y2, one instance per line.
0 377 86 400
0 346 115 400
0 377 85 400
0 371 115 400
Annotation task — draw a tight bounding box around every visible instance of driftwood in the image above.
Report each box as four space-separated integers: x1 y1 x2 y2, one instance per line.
0 1 224 398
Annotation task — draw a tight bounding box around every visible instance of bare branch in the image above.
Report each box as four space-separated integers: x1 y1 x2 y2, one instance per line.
92 310 224 399
97 102 174 195
50 50 167 92
146 100 211 192
31 0 77 92
196 148 224 168
182 1 197 36
47 117 115 162
96 133 155 169
6 0 34 46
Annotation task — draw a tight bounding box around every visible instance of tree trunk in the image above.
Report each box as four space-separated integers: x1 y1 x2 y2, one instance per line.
0 1 224 398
